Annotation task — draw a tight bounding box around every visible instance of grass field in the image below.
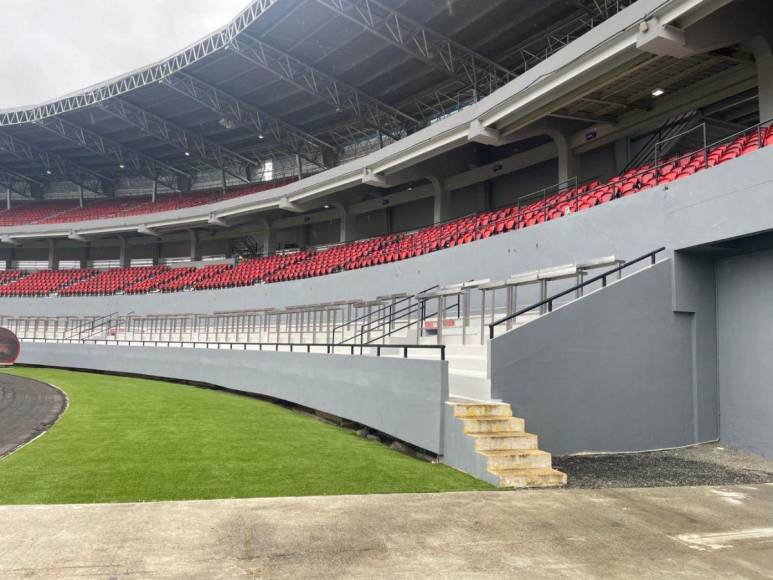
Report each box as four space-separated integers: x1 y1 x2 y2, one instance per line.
0 367 492 504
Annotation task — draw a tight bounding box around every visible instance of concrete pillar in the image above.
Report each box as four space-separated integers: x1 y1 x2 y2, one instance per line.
334 204 358 243
550 131 579 185
79 184 84 208
188 230 200 263
5 187 11 211
79 245 90 269
118 236 130 268
257 219 276 256
5 247 16 270
430 176 451 224
296 152 304 181
47 239 58 271
614 137 631 173
152 180 158 204
751 37 773 121
151 240 161 266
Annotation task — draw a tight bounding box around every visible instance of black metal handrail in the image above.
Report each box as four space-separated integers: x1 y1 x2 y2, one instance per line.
22 336 446 360
488 246 667 339
330 284 438 343
62 311 119 340
362 296 460 346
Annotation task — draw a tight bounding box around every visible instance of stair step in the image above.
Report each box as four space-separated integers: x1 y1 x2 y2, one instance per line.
481 449 552 470
492 467 567 488
453 402 511 418
463 416 525 434
472 431 538 451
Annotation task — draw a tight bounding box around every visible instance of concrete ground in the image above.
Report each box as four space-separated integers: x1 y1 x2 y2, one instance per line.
2 484 773 579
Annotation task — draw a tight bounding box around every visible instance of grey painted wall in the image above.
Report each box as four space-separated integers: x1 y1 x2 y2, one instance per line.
18 342 449 454
489 260 714 455
716 248 773 459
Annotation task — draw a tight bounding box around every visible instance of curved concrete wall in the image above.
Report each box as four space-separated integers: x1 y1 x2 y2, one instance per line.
17 342 449 454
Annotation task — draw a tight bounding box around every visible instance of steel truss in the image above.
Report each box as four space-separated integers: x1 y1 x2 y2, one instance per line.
314 0 515 101
229 34 419 140
162 72 336 170
98 98 259 183
0 0 281 127
0 131 108 194
34 116 189 191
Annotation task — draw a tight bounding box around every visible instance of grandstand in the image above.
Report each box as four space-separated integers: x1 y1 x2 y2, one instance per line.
2 0 773 490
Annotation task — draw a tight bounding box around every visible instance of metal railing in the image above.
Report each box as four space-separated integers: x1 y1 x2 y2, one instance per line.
488 247 666 339
22 336 446 360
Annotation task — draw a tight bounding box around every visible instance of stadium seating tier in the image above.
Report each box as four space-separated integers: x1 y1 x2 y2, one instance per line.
0 126 770 297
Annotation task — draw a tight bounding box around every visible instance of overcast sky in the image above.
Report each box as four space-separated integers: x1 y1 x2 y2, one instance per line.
0 0 249 109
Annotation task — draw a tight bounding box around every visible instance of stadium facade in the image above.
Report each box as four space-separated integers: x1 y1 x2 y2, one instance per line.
1 0 772 485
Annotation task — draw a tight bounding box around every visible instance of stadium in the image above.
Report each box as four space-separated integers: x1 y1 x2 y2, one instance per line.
1 0 772 576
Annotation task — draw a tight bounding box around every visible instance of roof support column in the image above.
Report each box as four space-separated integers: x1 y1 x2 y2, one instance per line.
118 235 130 268
334 204 357 243
551 131 579 185
296 151 304 181
750 37 773 121
5 247 16 271
152 180 158 204
79 245 90 270
188 230 201 263
5 187 10 211
430 176 451 224
257 219 275 257
79 185 84 209
152 240 161 266
47 239 59 271
614 137 631 174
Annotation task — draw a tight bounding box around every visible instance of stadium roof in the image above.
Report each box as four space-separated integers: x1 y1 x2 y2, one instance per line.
0 0 639 194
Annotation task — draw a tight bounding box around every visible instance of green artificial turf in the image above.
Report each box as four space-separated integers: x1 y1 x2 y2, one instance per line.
0 367 492 504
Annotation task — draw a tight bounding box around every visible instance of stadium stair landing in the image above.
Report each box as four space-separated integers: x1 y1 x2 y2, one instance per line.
450 401 566 488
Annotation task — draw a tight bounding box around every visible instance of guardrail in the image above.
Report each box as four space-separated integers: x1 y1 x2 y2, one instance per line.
488 246 667 339
21 337 446 360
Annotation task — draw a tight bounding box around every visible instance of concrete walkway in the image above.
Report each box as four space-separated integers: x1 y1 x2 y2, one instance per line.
1 485 772 579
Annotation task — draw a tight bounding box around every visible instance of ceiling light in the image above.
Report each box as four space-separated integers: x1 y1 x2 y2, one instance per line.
324 204 331 209
119 163 125 169
45 170 52 175
651 88 665 97
184 151 191 157
258 134 265 140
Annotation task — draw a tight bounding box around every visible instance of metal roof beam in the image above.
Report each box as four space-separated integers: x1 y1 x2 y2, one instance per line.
228 33 420 140
313 0 515 100
97 98 259 183
0 0 282 127
0 131 107 194
162 72 338 169
33 116 189 192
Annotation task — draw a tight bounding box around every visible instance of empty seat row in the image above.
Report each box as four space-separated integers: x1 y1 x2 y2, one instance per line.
0 123 770 297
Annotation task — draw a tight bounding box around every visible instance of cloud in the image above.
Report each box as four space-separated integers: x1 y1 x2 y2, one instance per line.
0 0 248 109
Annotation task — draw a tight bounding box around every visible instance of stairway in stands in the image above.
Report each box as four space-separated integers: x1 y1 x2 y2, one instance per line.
451 402 566 488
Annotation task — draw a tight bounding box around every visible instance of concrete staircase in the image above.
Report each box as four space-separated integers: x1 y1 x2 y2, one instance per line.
452 401 566 488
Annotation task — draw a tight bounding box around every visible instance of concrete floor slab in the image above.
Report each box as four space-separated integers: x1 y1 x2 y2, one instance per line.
1 484 772 579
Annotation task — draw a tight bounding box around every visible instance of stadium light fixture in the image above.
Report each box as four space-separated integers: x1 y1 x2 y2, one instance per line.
651 88 665 97
258 134 265 140
45 170 52 175
119 163 125 169
323 204 331 209
184 151 191 157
